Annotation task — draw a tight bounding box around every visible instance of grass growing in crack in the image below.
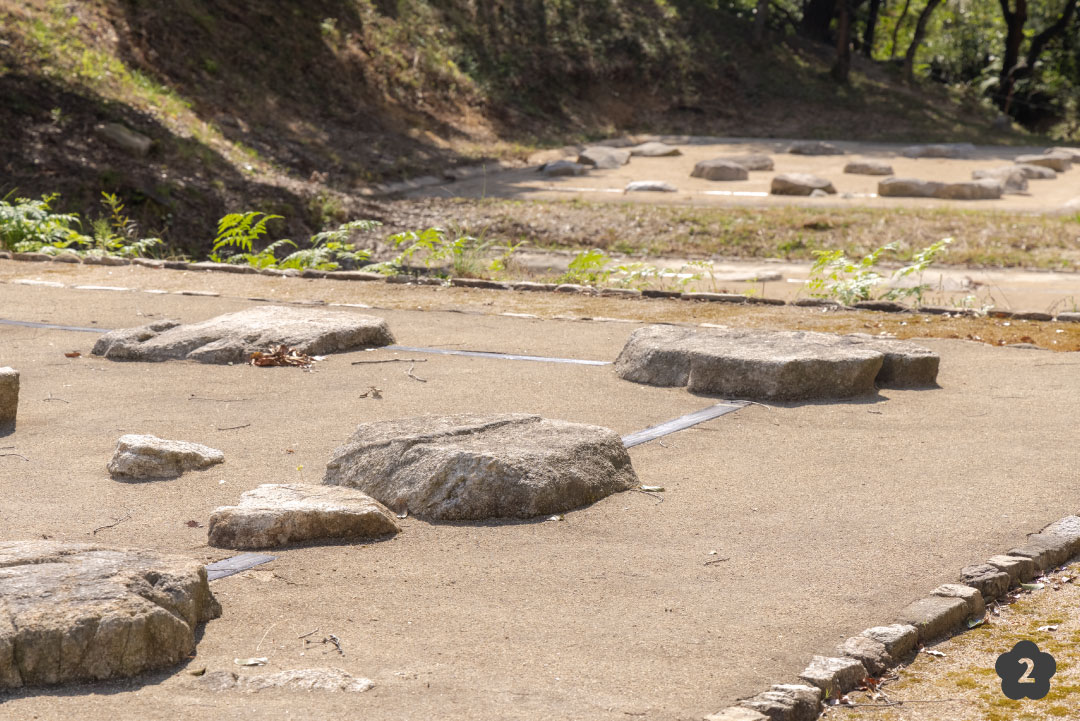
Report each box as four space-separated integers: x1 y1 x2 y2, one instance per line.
806 238 952 306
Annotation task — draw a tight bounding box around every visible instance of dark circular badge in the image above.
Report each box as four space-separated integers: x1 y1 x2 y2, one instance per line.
995 640 1056 700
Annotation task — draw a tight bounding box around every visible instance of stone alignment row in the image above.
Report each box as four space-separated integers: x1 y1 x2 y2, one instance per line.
4 252 1079 323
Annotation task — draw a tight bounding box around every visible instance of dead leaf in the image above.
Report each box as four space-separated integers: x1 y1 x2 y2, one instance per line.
188 666 207 676
234 657 268 666
185 520 204 528
925 649 946 657
249 345 314 368
64 351 81 358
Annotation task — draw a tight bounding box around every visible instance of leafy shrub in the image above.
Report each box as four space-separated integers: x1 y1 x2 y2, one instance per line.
0 192 89 252
807 238 952 305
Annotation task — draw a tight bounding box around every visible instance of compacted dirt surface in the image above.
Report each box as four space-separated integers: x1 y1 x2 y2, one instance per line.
2 262 1080 720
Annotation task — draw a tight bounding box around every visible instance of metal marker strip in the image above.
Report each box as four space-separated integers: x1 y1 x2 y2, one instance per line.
0 318 105 333
206 553 276 581
621 401 747 448
386 345 611 366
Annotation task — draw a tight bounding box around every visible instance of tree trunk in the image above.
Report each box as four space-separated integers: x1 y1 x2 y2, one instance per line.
888 0 913 59
832 0 853 81
1017 0 1078 80
753 0 771 47
997 0 1028 109
863 0 883 57
902 0 943 83
802 0 837 42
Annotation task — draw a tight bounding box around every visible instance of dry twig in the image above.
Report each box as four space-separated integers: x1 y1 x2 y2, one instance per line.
351 358 427 365
405 364 428 383
91 510 131 535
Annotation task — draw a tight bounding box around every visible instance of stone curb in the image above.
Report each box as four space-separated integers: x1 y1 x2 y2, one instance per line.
705 514 1080 720
1 252 1076 322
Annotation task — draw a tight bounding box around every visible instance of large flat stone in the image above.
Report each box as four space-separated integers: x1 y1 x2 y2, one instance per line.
878 178 942 198
91 306 394 364
972 166 1028 193
108 434 224 480
692 159 749 181
613 326 938 400
771 173 836 196
323 414 638 520
844 160 893 175
1015 163 1058 179
197 667 373 693
1015 153 1071 172
578 146 631 169
901 143 974 158
0 367 17 430
787 141 842 156
0 541 220 688
896 595 968 642
722 154 774 171
628 141 681 157
208 483 401 549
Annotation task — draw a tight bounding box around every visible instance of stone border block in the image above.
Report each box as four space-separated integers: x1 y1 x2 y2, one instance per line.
960 564 1012 599
1007 533 1075 571
895 595 968 642
837 636 892 675
798 656 866 697
932 583 985 619
987 554 1037 583
0 367 18 430
740 684 821 721
861 624 918 659
704 708 769 721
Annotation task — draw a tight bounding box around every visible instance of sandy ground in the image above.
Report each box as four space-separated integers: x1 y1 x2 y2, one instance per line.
406 138 1080 212
2 266 1080 721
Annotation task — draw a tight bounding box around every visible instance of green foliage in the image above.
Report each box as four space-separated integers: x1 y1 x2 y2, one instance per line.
91 192 163 258
211 212 282 256
560 248 614 285
0 192 88 252
807 238 952 305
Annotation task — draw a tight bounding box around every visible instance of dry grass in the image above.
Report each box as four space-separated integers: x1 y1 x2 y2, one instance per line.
830 564 1080 721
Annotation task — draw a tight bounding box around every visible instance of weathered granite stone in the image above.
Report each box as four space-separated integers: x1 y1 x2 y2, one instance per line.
1056 312 1080 322
934 179 1004 200
723 154 775 171
578 146 631 169
97 123 152 156
208 484 400 549
108 434 224 480
987 554 1037 583
932 583 985 619
771 173 836 196
197 667 373 693
450 278 510 289
511 282 558 292
1015 153 1071 172
0 367 17 431
683 293 748 304
323 414 638 520
188 262 258 274
0 541 220 688
628 141 681 157
740 684 821 721
614 326 938 399
1041 516 1080 547
555 284 594 294
799 656 866 697
896 596 968 641
542 160 588 177
960 564 1012 599
1007 533 1077 571
844 160 894 176
787 141 842 155
793 298 841 308
1047 146 1080 159
1012 311 1053 321
861 624 918 659
325 271 385 282
642 289 681 298
878 178 942 198
853 300 908 313
838 635 892 675
91 306 394 363
1015 163 1058 179
972 166 1028 193
901 143 974 158
692 159 749 181
705 707 769 721
625 181 677 192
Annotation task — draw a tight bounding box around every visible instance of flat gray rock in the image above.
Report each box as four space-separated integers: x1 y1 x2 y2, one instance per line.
91 306 394 364
861 624 918 658
108 434 224 480
541 160 588 177
198 667 373 693
901 143 975 158
96 123 152 156
578 146 631 169
740 684 821 721
0 367 17 430
1015 163 1057 179
972 166 1028 193
771 173 836 196
896 595 968 642
844 160 894 175
628 141 681 157
878 177 942 197
624 181 677 193
934 179 1003 200
838 635 892 675
960 563 1011 600
798 655 866 697
614 326 938 400
1015 153 1071 172
691 159 749 181
722 154 774 171
208 483 401 549
323 414 638 520
787 140 842 155
0 541 220 689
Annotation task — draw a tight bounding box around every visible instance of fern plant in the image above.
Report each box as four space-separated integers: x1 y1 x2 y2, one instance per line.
210 212 282 259
0 192 89 252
